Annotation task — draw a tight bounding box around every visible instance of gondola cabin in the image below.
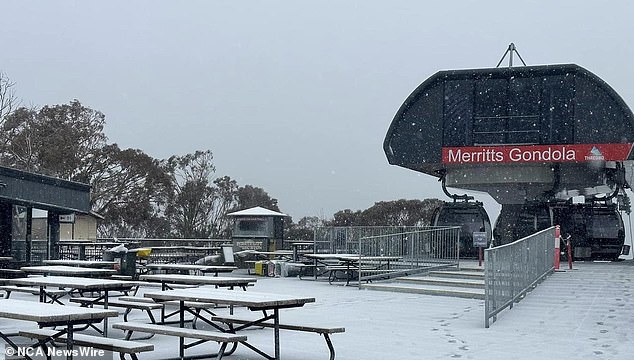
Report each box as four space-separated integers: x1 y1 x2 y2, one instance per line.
433 201 492 258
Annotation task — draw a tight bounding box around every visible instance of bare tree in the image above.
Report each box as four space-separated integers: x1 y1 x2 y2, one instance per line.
0 72 19 124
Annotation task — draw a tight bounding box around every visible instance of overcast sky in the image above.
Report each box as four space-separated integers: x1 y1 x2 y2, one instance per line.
2 1 634 220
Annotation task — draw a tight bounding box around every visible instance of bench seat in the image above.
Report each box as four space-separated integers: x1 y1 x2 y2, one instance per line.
69 297 163 323
0 269 25 278
324 265 376 285
0 285 40 295
211 315 344 360
112 322 245 360
0 285 67 303
118 295 226 328
211 315 345 334
70 297 163 310
133 281 199 289
119 296 220 309
19 328 154 360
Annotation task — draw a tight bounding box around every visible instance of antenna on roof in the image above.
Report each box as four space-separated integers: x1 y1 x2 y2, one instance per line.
496 43 527 68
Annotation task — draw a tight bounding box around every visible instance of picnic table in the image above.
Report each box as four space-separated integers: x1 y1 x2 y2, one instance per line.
302 254 402 284
288 242 314 261
0 256 18 278
138 274 257 291
143 287 315 360
0 298 118 360
20 265 117 277
9 276 136 336
42 259 118 268
143 263 237 276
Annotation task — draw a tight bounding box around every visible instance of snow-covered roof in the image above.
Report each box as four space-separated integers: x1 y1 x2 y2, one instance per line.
226 206 288 217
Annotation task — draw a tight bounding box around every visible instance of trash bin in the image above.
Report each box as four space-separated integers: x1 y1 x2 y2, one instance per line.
103 250 137 277
254 260 269 276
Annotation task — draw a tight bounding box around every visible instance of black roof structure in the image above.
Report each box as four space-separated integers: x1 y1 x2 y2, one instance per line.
0 166 91 214
384 64 634 176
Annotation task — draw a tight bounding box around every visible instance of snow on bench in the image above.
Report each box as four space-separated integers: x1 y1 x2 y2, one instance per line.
211 315 345 360
69 297 163 323
0 285 67 304
112 322 245 360
19 328 154 360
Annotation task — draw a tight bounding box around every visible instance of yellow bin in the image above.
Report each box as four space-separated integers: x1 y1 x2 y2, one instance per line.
254 260 268 276
135 248 152 258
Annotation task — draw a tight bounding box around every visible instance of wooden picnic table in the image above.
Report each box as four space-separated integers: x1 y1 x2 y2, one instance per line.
288 242 314 261
0 298 118 360
302 254 402 284
143 263 237 276
20 265 117 277
9 276 136 336
138 274 257 291
42 259 118 268
144 287 315 360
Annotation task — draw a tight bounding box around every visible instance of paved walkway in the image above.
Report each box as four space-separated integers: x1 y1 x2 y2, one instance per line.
485 260 634 359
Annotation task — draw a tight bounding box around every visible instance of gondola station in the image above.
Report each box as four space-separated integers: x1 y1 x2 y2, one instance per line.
384 51 634 260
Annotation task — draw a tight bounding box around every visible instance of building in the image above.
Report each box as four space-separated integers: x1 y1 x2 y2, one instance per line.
227 206 288 252
0 166 92 263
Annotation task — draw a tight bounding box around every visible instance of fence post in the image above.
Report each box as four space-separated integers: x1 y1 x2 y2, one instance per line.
566 235 573 270
509 246 514 310
554 225 561 270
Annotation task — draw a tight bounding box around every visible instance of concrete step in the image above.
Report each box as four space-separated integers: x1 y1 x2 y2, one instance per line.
457 263 486 272
396 276 484 289
360 282 484 300
428 270 484 280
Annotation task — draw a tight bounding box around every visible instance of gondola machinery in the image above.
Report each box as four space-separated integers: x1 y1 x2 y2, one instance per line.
384 45 634 261
551 190 627 261
432 170 492 258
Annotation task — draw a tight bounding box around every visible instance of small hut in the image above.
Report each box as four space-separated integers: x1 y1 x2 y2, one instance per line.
227 206 288 252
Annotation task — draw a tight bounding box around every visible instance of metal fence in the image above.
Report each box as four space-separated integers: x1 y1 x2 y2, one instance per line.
313 226 434 254
314 226 461 285
484 226 555 328
57 241 135 261
56 238 231 263
355 227 461 285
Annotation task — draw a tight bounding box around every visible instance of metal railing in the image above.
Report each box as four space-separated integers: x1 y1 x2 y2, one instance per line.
56 238 231 262
355 227 461 285
484 226 555 328
57 241 136 261
313 226 433 254
313 226 460 285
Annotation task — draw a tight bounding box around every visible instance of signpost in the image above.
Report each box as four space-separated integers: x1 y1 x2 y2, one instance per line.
473 232 487 266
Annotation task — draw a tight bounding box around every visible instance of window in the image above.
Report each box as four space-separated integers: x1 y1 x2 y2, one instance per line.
238 220 265 232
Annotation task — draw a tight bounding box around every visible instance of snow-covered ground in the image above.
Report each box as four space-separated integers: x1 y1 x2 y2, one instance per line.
2 261 633 359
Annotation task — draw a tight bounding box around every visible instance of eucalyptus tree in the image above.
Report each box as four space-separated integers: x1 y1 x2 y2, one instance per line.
164 150 219 238
0 100 171 237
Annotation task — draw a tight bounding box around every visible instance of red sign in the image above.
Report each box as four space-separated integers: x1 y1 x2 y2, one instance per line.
442 143 633 164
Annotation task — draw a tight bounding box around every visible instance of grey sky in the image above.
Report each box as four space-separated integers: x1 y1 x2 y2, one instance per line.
2 1 634 220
